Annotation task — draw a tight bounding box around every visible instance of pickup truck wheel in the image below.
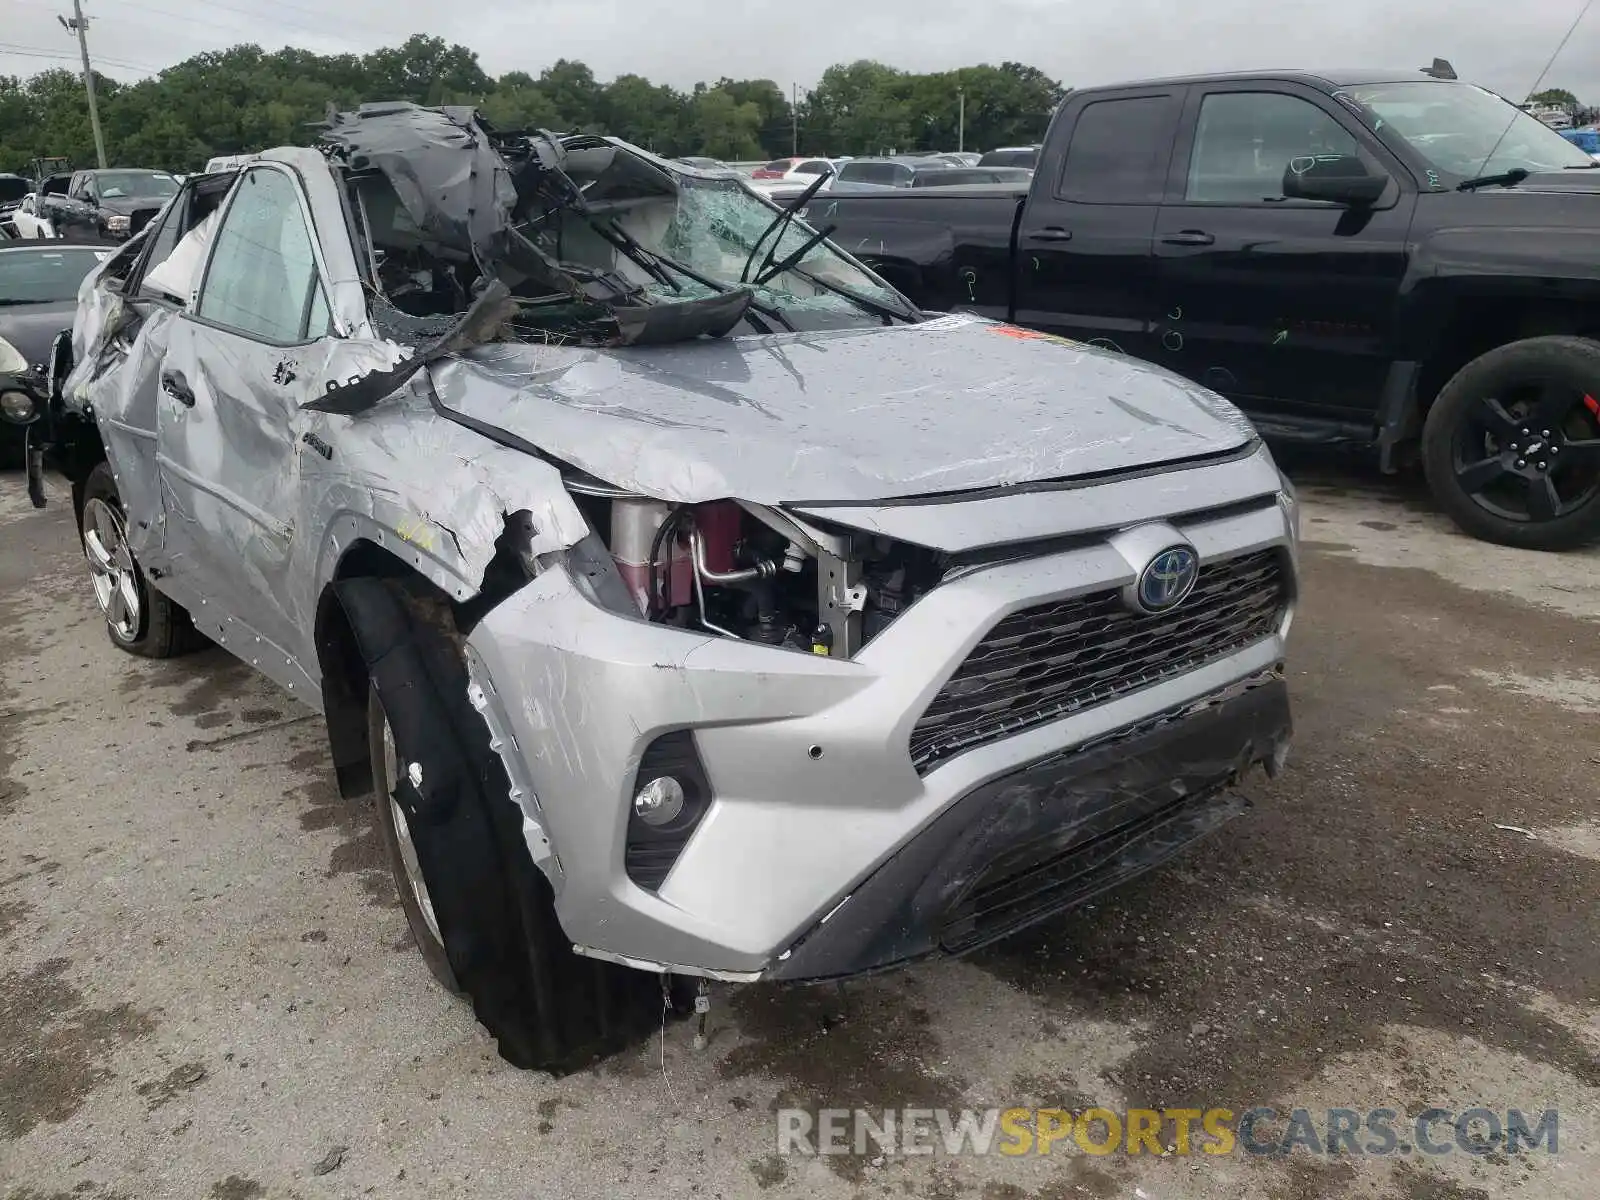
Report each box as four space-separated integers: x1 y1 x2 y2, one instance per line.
1422 336 1600 550
344 577 671 1074
79 462 206 657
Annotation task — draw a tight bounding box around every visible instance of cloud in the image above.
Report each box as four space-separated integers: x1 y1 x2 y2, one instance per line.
3 0 1598 104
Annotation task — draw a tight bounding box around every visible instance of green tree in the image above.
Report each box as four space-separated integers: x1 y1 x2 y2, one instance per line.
1528 88 1580 111
689 88 764 160
601 74 688 153
0 41 1065 177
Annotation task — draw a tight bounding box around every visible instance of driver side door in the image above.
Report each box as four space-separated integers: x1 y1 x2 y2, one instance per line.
155 163 335 688
1152 84 1418 428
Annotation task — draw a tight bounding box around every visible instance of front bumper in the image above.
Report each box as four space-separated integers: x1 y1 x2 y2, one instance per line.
463 490 1295 979
766 671 1289 980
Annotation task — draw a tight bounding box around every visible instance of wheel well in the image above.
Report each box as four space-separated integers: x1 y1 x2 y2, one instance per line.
56 412 108 523
314 540 456 802
1419 299 1600 414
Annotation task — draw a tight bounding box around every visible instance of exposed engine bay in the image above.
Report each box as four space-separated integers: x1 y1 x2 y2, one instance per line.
562 484 946 657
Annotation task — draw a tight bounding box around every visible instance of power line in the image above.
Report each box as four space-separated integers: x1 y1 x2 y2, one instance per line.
0 41 163 73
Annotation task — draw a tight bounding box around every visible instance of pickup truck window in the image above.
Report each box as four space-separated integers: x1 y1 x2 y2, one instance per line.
839 161 909 186
1187 92 1362 203
197 167 328 344
1060 97 1177 204
1344 81 1596 178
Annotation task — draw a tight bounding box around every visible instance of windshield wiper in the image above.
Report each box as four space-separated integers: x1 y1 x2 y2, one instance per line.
1457 167 1530 191
601 218 796 334
741 170 833 284
753 224 839 287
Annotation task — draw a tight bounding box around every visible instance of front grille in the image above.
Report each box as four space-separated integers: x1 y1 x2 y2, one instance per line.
910 549 1287 773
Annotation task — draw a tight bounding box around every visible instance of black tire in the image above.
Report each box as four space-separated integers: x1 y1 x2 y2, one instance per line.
368 684 464 996
339 576 673 1074
78 462 206 657
1422 336 1600 551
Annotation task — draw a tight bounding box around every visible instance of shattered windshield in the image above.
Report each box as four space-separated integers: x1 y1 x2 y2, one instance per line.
1345 82 1596 178
643 174 915 327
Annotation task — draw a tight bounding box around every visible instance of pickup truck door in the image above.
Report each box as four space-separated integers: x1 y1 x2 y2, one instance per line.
51 173 91 236
1012 89 1183 360
1151 83 1416 430
155 162 335 677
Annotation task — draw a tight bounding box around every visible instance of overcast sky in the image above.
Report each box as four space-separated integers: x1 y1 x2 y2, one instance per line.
4 0 1599 105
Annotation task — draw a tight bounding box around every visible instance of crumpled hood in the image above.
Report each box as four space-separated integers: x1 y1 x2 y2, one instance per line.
428 313 1258 504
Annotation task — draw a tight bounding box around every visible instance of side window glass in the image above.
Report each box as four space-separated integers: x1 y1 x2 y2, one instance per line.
1060 97 1178 203
1187 92 1364 203
306 284 331 338
197 167 325 343
131 198 187 295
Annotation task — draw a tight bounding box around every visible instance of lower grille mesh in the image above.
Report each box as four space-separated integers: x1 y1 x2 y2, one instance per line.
910 549 1287 772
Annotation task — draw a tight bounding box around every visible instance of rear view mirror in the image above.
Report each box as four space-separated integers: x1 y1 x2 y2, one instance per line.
1282 154 1388 205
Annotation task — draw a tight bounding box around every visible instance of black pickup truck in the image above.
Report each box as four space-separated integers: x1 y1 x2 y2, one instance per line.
41 168 180 243
804 67 1600 550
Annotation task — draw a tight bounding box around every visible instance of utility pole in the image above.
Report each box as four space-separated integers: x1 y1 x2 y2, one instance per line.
957 86 965 153
59 0 107 168
791 82 798 156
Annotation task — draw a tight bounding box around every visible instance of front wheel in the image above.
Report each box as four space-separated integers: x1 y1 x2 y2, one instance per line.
344 576 675 1073
1422 336 1600 551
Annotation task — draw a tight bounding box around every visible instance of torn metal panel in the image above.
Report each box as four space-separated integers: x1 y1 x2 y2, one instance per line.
318 102 520 264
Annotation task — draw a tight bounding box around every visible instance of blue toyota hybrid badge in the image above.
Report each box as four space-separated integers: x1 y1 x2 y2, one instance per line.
1134 545 1199 614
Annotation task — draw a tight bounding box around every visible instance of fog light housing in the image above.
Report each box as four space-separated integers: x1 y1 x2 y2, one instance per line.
625 731 712 891
633 776 685 826
0 389 37 423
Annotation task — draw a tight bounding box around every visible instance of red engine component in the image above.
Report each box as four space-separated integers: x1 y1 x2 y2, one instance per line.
693 502 742 574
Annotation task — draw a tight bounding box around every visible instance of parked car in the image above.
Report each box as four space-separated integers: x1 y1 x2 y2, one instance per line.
0 242 107 456
7 195 59 239
831 157 954 188
1559 128 1600 162
802 68 1600 550
40 168 180 243
977 146 1041 168
749 155 837 181
28 102 1297 1074
0 173 29 238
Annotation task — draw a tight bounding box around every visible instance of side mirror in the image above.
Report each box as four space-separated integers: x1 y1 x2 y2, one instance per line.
1282 154 1388 205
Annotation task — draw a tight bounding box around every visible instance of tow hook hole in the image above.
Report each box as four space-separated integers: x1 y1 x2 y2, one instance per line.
808 745 824 760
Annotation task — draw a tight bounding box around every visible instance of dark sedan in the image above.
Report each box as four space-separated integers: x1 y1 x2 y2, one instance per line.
1 243 107 455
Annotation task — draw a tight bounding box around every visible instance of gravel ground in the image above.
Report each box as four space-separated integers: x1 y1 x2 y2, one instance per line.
1 457 1598 1200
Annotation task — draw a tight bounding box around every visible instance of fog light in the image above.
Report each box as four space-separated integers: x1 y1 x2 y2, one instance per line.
633 776 685 826
0 389 36 423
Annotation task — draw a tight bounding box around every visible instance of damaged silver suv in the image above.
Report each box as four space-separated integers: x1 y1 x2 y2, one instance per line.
32 103 1299 1073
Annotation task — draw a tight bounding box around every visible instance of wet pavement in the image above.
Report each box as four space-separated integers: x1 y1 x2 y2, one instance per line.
1 459 1597 1200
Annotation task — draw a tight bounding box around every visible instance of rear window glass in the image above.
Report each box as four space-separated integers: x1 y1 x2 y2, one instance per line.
839 162 907 185
1060 97 1177 203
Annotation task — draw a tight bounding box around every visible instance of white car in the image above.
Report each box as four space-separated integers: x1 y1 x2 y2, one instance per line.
9 194 56 239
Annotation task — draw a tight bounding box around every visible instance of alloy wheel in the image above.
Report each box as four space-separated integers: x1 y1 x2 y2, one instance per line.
82 496 141 642
1452 387 1600 524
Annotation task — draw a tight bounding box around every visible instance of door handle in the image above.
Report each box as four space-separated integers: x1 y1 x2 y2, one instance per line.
1029 227 1073 242
161 370 195 407
1161 230 1215 246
